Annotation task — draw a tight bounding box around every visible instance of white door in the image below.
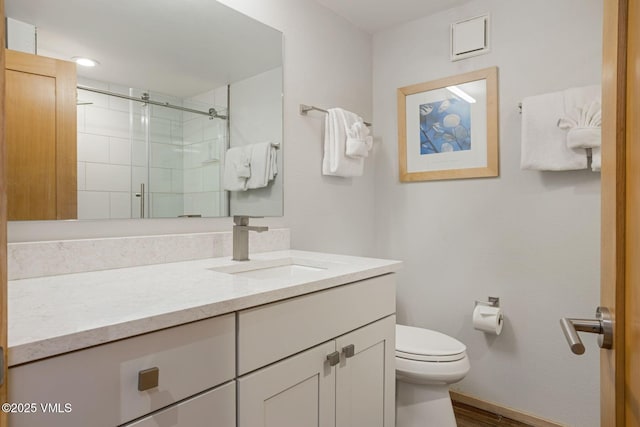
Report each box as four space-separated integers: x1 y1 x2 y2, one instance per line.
335 315 396 427
237 341 336 427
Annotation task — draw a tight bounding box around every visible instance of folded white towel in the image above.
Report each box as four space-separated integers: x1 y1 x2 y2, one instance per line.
323 108 366 177
591 147 601 172
563 85 601 115
346 121 373 158
223 146 251 191
247 141 279 189
521 91 588 171
269 142 279 180
557 91 602 173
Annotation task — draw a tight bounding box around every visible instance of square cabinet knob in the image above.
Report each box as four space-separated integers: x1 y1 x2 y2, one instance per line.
138 367 159 391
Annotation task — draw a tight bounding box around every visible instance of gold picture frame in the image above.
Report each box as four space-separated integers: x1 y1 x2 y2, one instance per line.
397 67 499 182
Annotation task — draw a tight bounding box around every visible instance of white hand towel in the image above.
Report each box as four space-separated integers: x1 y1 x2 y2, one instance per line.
520 91 588 171
557 88 602 173
322 108 365 177
591 147 601 172
268 142 279 180
563 85 601 115
247 141 278 189
235 147 252 178
346 121 373 158
223 146 251 191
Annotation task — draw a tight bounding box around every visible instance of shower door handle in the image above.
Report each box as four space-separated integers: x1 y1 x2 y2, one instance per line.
560 306 613 355
135 183 145 218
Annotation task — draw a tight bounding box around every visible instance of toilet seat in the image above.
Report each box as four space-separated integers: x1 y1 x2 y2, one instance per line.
396 324 466 362
395 324 470 385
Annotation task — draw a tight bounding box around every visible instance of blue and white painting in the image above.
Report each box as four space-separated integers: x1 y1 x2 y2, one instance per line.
419 98 471 155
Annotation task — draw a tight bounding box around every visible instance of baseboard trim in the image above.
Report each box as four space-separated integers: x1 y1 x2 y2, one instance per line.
450 391 566 427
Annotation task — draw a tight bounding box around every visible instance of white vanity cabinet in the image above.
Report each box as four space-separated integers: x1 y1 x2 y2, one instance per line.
8 314 235 427
8 259 399 427
237 274 396 427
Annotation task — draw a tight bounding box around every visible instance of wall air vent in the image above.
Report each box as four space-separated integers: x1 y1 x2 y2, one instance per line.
450 14 490 62
6 17 37 54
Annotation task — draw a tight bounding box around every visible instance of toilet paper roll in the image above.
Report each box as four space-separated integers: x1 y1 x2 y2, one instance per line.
473 304 503 335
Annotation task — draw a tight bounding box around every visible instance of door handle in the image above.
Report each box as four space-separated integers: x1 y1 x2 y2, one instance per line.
135 183 145 218
560 306 613 355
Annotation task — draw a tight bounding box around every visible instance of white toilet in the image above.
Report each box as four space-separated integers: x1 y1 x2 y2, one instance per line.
395 324 470 427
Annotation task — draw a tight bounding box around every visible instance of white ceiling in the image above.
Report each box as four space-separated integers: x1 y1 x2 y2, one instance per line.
6 0 470 97
6 0 282 98
314 0 473 33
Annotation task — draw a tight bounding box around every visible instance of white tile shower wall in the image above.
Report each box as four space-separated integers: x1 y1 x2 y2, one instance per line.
8 229 290 280
77 77 142 220
76 78 187 220
182 87 228 217
147 92 185 218
372 1 601 425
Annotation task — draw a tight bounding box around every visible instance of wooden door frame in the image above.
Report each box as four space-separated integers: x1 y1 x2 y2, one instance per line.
0 0 7 425
623 0 640 425
601 0 640 425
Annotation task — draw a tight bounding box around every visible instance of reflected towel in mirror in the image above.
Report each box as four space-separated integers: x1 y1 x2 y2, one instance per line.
247 141 279 189
223 146 251 191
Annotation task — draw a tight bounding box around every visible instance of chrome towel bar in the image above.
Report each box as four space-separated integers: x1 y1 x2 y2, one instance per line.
300 104 372 126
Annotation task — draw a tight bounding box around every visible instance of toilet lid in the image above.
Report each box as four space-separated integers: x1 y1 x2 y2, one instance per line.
396 324 467 362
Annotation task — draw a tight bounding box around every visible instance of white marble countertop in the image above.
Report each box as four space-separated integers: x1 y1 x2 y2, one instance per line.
9 250 401 367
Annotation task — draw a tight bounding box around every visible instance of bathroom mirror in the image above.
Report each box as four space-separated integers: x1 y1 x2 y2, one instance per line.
5 0 283 220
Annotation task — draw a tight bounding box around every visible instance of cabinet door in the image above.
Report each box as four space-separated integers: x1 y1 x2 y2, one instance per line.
335 315 396 427
238 341 336 427
124 381 235 427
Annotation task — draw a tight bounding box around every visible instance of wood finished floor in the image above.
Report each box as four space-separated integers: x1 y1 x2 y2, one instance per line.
453 401 534 427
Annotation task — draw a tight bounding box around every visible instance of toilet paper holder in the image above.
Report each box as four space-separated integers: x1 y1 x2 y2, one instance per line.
475 297 500 308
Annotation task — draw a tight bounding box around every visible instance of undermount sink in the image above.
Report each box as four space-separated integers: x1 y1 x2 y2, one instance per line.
210 257 336 280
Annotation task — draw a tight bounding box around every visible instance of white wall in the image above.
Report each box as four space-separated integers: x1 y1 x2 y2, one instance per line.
373 1 602 425
9 0 375 259
218 0 375 255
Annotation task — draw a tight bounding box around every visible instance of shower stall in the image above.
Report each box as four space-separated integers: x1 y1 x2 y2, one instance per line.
76 80 229 219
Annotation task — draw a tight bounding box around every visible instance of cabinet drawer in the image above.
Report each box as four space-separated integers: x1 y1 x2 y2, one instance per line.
9 313 235 427
238 274 395 374
124 381 235 427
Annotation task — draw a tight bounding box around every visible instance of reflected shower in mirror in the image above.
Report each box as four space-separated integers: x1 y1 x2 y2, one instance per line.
5 0 283 220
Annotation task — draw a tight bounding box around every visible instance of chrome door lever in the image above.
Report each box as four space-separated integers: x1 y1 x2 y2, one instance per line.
560 306 613 355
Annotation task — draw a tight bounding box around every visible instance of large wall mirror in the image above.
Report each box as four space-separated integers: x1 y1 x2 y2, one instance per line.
5 0 283 221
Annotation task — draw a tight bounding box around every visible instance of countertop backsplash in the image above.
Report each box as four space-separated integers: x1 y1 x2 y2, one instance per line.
8 228 290 280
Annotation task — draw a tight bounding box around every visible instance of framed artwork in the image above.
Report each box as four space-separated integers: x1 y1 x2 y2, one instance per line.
397 67 499 182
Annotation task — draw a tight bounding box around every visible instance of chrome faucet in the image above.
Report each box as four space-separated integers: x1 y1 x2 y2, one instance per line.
232 216 269 261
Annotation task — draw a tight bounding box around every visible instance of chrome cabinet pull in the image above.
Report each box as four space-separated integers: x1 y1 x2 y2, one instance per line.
138 367 159 391
342 344 355 358
326 351 340 366
560 306 613 355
